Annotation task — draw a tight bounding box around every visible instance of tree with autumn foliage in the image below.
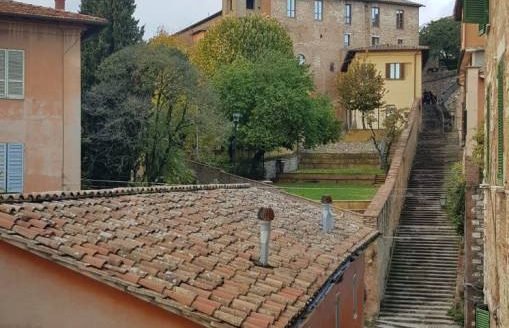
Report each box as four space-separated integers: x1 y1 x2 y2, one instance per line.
337 59 386 129
192 15 294 77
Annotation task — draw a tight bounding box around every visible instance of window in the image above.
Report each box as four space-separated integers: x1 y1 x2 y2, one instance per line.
314 0 323 21
0 49 24 99
297 54 306 65
371 36 380 46
335 293 342 327
386 63 405 80
352 274 358 319
497 60 504 185
371 7 380 27
396 9 404 29
246 0 254 10
398 38 404 45
287 0 296 17
344 33 351 48
0 143 24 194
345 4 352 24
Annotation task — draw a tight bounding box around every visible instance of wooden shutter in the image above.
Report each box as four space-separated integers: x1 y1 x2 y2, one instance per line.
486 85 491 179
6 143 23 193
0 50 5 98
497 60 504 185
400 63 405 80
385 64 390 79
475 306 490 328
464 0 489 24
0 144 6 193
7 50 24 99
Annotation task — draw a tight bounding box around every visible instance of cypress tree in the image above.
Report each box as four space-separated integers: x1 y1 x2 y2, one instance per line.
80 0 144 90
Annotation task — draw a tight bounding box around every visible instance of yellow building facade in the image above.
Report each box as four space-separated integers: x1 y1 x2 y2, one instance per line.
340 46 425 129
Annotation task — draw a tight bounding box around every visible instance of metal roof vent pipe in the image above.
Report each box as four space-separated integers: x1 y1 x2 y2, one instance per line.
321 195 334 233
257 207 275 267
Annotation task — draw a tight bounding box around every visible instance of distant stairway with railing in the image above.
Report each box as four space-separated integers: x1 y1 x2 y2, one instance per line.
375 104 461 328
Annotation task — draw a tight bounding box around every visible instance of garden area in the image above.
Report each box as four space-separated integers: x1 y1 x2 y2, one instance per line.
276 182 378 201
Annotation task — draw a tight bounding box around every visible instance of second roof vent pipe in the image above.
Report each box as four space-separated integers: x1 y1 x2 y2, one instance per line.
321 195 334 233
257 207 275 267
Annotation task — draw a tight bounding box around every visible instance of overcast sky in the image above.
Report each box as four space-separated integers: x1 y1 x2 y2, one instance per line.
25 0 455 39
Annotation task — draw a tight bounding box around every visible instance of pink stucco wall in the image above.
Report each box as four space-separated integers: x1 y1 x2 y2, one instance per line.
0 19 82 193
0 241 203 328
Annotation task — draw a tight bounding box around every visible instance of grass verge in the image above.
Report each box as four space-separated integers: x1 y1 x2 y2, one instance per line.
276 182 378 201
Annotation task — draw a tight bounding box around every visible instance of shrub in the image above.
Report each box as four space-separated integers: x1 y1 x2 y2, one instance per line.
445 162 466 235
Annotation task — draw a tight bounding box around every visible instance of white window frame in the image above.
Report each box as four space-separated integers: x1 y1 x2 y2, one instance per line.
314 0 323 21
0 49 25 100
371 7 380 27
389 63 402 79
287 0 296 17
344 33 351 48
345 4 352 25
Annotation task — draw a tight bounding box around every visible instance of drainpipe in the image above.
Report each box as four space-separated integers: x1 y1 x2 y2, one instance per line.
257 207 275 267
321 195 334 233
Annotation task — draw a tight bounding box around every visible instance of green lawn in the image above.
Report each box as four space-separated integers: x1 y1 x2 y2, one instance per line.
295 166 384 176
276 182 378 201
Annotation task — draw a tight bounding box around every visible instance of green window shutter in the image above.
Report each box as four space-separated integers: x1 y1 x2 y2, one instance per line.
497 60 504 185
7 50 24 99
486 86 491 180
475 306 490 328
464 0 489 24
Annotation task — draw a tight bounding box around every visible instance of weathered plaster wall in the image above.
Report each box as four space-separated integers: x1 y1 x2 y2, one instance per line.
0 241 202 328
483 0 509 325
300 254 365 328
0 20 81 192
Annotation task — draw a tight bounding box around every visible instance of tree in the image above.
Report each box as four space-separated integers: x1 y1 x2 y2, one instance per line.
192 15 294 77
337 59 386 129
366 106 407 172
419 17 460 70
149 28 190 55
82 45 227 184
80 0 144 90
213 53 340 177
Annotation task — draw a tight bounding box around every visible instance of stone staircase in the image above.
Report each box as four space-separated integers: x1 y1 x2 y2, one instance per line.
376 105 461 328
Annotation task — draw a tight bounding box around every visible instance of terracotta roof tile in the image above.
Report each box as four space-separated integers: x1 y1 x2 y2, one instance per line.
0 184 377 327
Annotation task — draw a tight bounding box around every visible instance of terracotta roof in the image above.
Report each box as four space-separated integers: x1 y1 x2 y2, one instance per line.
0 185 377 327
0 0 107 26
175 10 222 35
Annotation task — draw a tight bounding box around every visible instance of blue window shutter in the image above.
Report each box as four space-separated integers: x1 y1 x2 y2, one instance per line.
6 143 24 193
0 143 6 193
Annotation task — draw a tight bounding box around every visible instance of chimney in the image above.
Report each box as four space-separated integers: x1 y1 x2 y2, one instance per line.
321 195 334 233
55 0 65 10
257 207 274 267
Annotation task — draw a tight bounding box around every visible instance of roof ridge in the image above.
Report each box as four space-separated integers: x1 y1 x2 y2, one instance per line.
0 184 252 204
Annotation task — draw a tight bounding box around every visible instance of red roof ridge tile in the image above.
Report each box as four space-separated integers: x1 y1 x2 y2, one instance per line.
0 184 252 205
0 0 107 26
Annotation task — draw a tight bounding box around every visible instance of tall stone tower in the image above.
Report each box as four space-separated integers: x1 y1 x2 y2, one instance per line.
222 0 271 16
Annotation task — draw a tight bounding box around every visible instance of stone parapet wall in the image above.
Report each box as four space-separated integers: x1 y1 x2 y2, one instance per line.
362 99 422 321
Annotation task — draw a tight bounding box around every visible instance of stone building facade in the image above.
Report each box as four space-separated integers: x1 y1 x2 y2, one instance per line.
176 0 421 119
461 0 509 326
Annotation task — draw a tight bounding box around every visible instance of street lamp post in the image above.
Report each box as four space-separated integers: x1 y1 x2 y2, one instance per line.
232 113 242 167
